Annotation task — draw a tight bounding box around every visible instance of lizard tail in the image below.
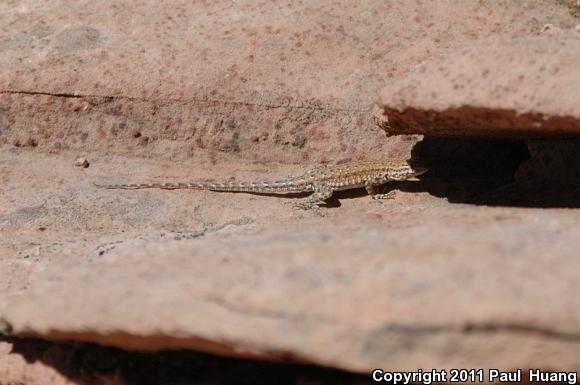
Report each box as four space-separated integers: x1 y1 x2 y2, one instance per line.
94 181 305 193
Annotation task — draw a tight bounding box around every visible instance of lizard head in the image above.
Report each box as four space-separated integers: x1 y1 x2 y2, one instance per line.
387 160 428 181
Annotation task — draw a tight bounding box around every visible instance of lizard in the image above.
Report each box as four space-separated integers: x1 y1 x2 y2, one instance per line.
95 160 427 214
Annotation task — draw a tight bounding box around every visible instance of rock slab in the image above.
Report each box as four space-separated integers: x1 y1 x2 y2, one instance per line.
380 31 580 137
3 198 580 372
1 0 580 379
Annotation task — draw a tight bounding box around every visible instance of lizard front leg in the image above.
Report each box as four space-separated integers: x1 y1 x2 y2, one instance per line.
365 181 396 200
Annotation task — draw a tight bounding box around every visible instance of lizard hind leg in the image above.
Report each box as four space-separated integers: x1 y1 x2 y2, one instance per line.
295 182 334 215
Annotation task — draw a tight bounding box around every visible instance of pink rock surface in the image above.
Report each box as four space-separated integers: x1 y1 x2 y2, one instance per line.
0 0 573 162
380 31 580 137
3 195 580 372
1 0 580 381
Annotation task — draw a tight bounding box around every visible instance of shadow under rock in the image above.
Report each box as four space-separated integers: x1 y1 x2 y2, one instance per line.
2 335 366 385
409 136 580 208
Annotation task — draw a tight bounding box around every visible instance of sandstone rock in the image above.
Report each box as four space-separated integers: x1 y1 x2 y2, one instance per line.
3 187 580 372
1 0 580 380
380 32 580 137
74 157 90 168
0 0 573 162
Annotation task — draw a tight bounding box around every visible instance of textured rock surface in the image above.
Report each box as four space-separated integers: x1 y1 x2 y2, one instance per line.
379 30 580 137
2 0 580 383
2 150 580 374
0 0 574 162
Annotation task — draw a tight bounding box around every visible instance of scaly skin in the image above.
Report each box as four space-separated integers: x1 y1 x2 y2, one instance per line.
95 160 427 214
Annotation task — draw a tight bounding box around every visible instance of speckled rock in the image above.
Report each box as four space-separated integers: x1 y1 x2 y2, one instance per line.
0 0 575 162
379 31 580 137
1 0 580 382
3 192 580 373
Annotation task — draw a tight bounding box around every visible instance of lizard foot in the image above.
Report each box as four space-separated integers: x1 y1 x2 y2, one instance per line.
372 191 396 200
292 201 326 216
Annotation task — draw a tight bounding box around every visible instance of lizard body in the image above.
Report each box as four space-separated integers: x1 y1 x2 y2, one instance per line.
96 160 427 213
